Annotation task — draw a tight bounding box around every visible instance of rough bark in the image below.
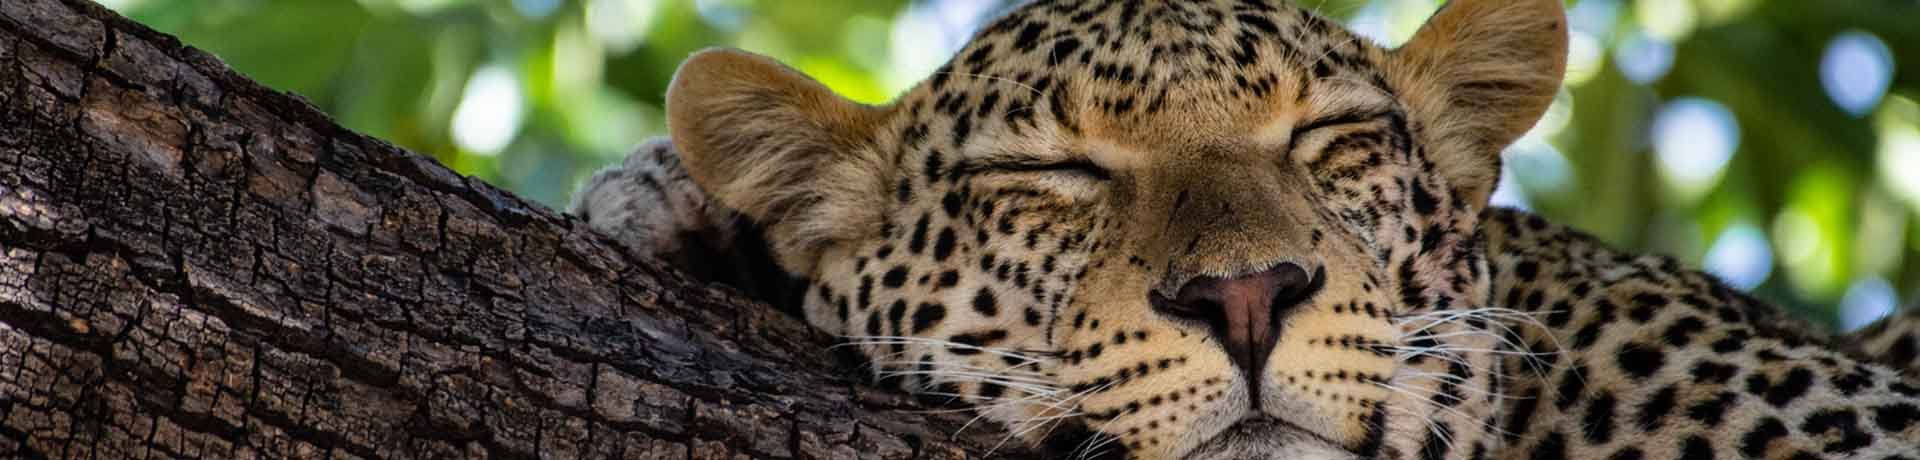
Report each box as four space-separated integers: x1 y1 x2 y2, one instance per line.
0 0 1031 458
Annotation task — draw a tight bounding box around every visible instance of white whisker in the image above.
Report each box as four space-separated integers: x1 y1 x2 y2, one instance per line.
931 71 1044 98
1371 382 1489 434
839 335 1057 360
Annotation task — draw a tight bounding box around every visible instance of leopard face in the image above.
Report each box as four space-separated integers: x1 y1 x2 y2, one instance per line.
662 1 1565 458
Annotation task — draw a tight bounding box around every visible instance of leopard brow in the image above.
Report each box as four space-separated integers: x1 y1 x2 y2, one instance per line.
1290 106 1393 137
953 154 1103 175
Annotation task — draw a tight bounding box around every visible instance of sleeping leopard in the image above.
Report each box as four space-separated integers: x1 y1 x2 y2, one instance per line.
569 0 1920 458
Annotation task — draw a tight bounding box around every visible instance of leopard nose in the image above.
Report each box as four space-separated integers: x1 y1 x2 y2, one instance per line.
1150 263 1324 376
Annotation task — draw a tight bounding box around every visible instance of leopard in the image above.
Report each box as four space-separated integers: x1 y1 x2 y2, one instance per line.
569 0 1920 458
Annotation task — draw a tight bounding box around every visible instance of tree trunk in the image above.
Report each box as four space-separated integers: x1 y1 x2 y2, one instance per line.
0 0 1030 458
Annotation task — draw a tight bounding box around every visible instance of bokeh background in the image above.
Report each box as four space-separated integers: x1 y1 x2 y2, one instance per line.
106 0 1919 331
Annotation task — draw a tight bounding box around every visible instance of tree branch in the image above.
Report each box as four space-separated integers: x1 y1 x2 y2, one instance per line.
0 0 1028 457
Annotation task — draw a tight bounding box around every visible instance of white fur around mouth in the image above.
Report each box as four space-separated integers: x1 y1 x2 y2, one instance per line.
1182 417 1357 460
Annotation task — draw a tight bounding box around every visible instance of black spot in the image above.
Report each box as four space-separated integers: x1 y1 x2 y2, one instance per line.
1685 391 1737 425
942 192 964 218
923 149 945 182
971 288 999 316
1890 335 1917 367
936 270 960 289
1635 385 1677 431
1716 305 1745 323
1739 417 1788 458
887 300 908 334
1229 31 1260 67
1013 22 1048 52
1420 224 1445 254
1661 316 1707 347
1571 322 1604 350
1553 363 1586 410
950 114 973 148
1410 177 1439 215
1757 367 1815 407
1873 403 1919 432
1420 421 1453 460
1513 260 1539 281
963 43 995 65
1545 301 1573 327
1678 435 1713 460
977 381 1006 399
882 266 909 288
949 329 1008 354
1048 37 1081 65
975 91 1001 121
1520 291 1546 311
1628 293 1669 322
932 228 958 262
1799 409 1872 454
1236 13 1279 34
1039 421 1126 460
1583 392 1616 444
1608 447 1643 460
1688 361 1738 384
1529 431 1566 460
1357 403 1389 457
1830 368 1872 395
857 276 874 309
910 302 948 333
1710 331 1749 353
1495 379 1541 439
1615 343 1665 379
908 214 931 255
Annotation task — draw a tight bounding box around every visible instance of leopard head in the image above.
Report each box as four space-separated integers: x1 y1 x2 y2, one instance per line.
663 1 1565 458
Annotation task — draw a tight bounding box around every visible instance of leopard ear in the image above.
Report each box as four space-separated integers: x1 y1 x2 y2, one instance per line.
1386 0 1566 207
667 48 893 275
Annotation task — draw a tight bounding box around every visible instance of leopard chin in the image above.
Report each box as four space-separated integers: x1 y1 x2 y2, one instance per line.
1183 419 1359 460
1034 414 1362 460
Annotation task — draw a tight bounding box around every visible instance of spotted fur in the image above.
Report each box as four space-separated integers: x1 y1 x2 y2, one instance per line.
571 1 1920 459
1484 210 1919 459
1848 307 1920 375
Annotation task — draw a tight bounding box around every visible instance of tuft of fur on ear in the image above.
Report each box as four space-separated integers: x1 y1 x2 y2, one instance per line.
667 48 893 275
1385 0 1567 207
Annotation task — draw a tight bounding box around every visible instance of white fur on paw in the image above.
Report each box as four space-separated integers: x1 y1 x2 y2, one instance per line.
570 137 738 258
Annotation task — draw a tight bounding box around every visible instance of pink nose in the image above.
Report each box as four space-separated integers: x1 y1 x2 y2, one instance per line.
1151 263 1322 378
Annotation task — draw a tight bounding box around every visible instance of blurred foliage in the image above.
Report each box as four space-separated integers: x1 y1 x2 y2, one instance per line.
109 0 1919 329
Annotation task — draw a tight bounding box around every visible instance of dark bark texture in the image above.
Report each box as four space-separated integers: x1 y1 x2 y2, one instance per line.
0 0 1030 458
